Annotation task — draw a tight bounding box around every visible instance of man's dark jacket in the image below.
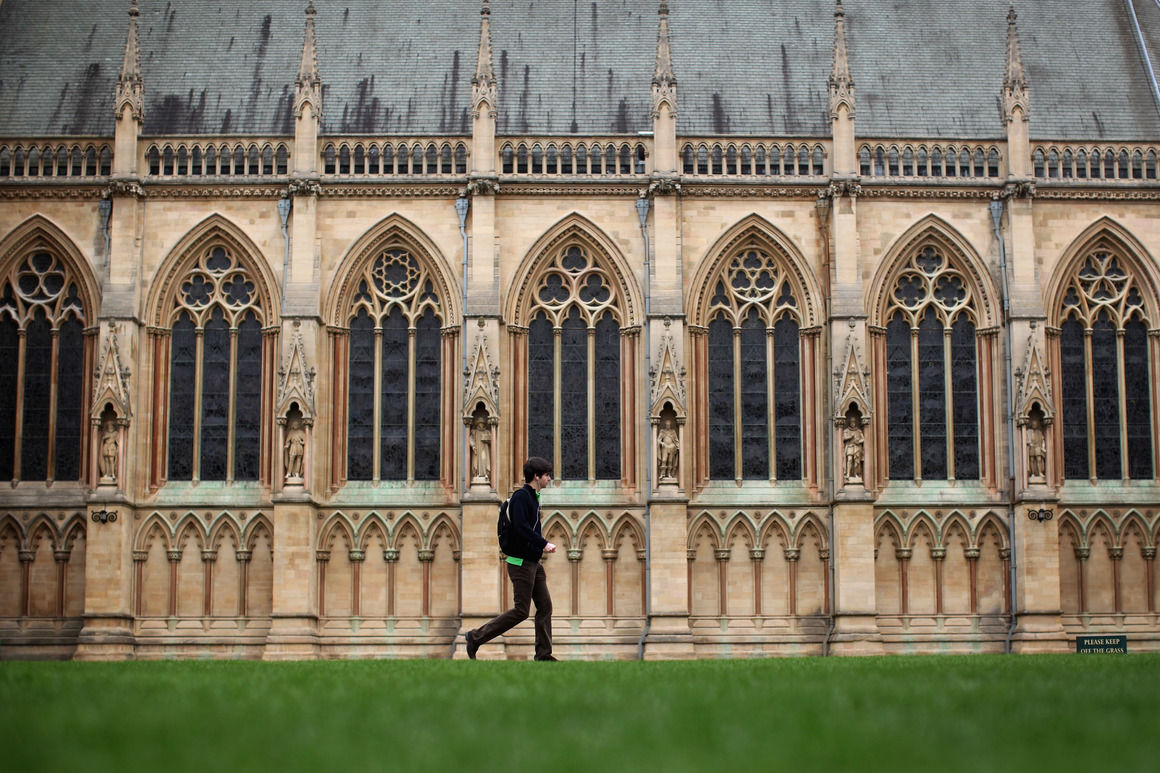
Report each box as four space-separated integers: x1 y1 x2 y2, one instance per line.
505 483 548 561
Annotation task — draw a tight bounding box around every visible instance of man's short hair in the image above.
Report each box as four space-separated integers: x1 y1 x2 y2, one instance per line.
523 456 552 483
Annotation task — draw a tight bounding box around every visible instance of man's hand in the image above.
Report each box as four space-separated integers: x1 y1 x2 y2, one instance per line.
544 542 557 554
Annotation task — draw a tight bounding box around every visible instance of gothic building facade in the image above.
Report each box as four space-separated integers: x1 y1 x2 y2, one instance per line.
1 0 1159 659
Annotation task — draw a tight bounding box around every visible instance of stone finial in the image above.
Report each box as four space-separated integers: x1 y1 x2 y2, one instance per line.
295 2 322 119
652 1 677 118
1003 6 1029 122
473 0 497 117
828 0 855 119
115 0 144 121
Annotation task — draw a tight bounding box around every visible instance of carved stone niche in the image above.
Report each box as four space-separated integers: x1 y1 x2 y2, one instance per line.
95 403 127 487
467 402 496 488
839 405 867 486
656 403 681 484
1021 402 1050 485
91 321 132 490
275 321 316 489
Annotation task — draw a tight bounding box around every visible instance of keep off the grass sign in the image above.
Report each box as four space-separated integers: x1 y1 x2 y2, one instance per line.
1075 635 1127 653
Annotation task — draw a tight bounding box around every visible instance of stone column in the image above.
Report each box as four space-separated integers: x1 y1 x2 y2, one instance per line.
1010 501 1069 653
828 496 882 655
75 496 136 660
456 493 502 658
263 491 319 660
642 494 694 659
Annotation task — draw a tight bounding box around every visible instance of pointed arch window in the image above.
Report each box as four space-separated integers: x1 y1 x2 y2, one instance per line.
882 245 980 481
1057 248 1154 480
705 248 803 481
157 244 273 484
0 250 92 482
341 248 444 482
524 244 625 481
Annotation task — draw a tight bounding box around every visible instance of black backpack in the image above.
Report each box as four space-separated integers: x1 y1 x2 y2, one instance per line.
497 497 513 553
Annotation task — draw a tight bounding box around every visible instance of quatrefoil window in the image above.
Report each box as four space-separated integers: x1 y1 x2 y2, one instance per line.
708 247 800 326
885 244 976 327
528 243 620 326
170 244 264 327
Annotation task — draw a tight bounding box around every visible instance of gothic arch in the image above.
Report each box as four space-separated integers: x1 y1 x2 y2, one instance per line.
357 514 390 551
576 513 608 551
26 515 59 552
1045 217 1160 326
325 213 460 327
243 515 274 551
973 513 1009 549
208 519 242 553
505 213 642 328
609 515 644 553
542 513 575 550
867 214 998 329
907 516 938 551
723 518 756 551
136 516 172 552
62 516 87 552
760 517 791 552
687 513 722 550
147 214 280 329
0 214 100 326
174 517 207 553
391 513 425 551
688 214 824 328
793 513 829 552
320 518 355 553
425 513 460 552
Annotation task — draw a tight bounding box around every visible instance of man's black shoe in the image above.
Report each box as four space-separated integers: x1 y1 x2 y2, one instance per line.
464 631 479 660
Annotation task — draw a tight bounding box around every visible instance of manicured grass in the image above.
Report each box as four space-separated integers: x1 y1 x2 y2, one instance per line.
2 655 1158 772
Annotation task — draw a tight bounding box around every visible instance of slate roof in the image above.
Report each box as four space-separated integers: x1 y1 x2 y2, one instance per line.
0 0 1158 141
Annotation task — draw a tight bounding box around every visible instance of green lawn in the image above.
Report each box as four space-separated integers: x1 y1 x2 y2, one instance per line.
2 655 1157 772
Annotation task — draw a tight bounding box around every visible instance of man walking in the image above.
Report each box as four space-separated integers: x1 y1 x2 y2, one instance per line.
464 456 558 660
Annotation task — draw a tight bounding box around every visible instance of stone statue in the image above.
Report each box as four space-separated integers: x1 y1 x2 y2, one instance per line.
470 416 492 483
1027 413 1046 482
285 417 306 481
99 421 118 482
843 413 865 484
657 415 679 481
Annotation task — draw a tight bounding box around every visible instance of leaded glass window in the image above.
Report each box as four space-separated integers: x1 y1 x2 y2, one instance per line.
344 248 443 482
1058 248 1154 480
883 245 979 481
165 245 266 482
526 244 622 481
705 248 803 481
0 251 88 482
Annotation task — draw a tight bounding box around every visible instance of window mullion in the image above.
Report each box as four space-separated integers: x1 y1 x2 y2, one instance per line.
407 326 417 483
193 327 205 482
553 326 562 477
1084 328 1096 482
733 327 742 483
587 326 596 483
373 326 383 481
226 327 238 483
766 326 776 482
46 328 60 483
910 327 921 482
943 327 955 481
1117 328 1128 481
12 329 27 482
